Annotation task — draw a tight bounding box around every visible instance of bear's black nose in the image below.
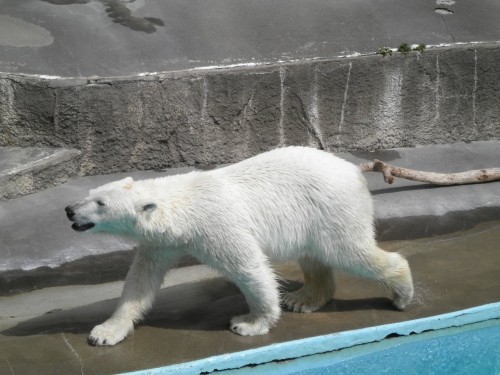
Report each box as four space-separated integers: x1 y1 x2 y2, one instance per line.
65 205 75 220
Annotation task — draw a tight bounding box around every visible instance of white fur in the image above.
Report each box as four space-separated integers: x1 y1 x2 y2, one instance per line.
67 146 413 346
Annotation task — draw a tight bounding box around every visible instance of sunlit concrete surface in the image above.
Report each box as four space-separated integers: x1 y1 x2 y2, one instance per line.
0 0 499 77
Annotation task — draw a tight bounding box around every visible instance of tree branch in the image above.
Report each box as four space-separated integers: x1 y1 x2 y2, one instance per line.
359 159 500 186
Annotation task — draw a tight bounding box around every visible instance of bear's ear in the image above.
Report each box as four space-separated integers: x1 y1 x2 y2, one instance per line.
119 177 133 183
122 177 134 190
140 202 157 213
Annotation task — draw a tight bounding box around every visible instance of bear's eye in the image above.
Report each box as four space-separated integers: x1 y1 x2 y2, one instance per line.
96 200 106 207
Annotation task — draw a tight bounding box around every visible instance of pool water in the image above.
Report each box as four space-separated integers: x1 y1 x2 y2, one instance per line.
239 318 500 375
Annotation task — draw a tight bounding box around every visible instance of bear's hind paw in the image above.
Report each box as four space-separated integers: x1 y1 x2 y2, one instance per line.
282 288 330 313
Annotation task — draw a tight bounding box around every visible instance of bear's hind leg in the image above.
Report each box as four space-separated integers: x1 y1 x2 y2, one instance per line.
379 249 414 310
282 256 335 313
342 246 414 310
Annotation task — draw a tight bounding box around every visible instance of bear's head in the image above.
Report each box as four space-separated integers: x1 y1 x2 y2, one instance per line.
65 177 157 235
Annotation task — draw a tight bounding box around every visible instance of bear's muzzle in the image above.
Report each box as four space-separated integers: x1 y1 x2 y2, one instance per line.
65 205 95 232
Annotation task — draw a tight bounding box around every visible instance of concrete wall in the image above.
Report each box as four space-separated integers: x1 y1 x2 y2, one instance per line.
1 44 499 176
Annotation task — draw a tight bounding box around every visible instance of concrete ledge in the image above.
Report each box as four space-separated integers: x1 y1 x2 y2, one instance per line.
339 140 500 241
0 147 81 200
1 43 499 175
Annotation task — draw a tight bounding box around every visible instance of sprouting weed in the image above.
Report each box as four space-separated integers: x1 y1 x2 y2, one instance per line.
377 47 393 57
413 43 427 53
398 43 412 55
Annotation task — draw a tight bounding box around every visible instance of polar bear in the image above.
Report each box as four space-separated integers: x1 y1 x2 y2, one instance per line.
65 146 413 346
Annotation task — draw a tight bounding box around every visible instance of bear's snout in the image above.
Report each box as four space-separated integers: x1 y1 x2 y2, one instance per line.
65 205 75 220
65 204 96 232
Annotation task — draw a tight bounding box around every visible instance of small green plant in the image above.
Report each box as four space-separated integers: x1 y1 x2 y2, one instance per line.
413 43 427 53
377 47 393 57
398 43 412 55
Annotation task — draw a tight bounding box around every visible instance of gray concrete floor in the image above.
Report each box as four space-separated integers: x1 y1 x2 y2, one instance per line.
1 221 499 374
1 0 499 77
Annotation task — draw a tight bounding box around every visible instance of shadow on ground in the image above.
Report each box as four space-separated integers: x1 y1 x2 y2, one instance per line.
2 277 396 338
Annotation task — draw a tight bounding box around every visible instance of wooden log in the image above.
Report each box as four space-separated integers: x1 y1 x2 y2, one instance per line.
359 159 500 186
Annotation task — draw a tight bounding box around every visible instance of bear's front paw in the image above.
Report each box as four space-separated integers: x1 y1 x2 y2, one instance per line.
229 314 273 336
88 318 134 346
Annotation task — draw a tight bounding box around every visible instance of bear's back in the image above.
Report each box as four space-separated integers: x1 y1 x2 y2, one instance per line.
211 147 374 257
219 146 363 196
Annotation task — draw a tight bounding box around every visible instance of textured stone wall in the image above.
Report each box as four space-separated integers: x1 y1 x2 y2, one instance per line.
1 44 498 175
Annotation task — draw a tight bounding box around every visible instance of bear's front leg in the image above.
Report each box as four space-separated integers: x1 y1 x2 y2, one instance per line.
88 246 182 346
228 259 281 336
199 237 281 336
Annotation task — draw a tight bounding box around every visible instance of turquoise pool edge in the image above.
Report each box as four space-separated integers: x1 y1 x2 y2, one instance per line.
125 302 500 375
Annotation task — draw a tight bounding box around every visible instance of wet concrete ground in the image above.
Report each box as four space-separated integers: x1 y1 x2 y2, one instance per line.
1 221 499 374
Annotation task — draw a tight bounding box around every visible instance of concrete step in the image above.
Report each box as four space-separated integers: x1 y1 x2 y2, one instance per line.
0 141 499 296
0 146 80 200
